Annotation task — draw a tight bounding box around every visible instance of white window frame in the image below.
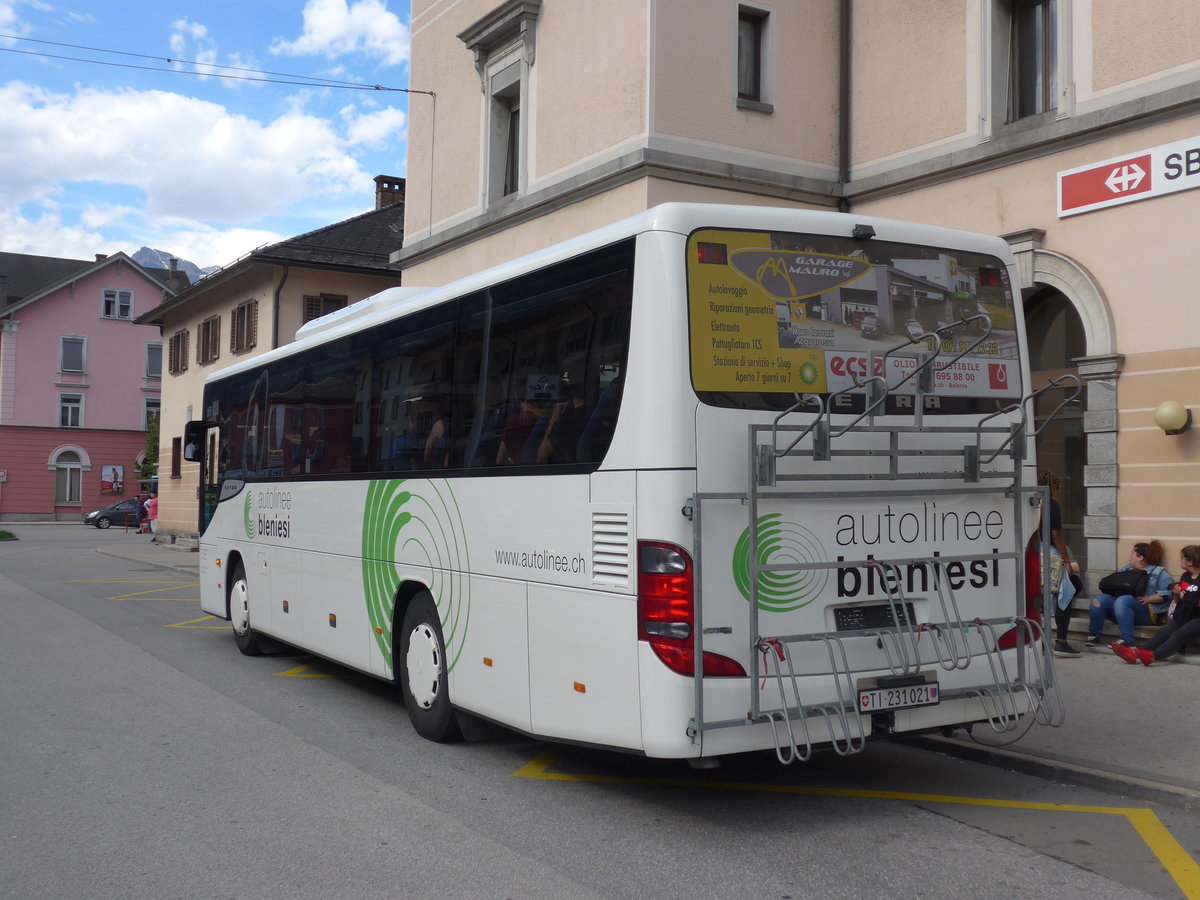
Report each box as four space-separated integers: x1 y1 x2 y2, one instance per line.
60 336 86 374
459 0 540 207
59 392 83 428
102 288 133 319
144 397 160 430
486 51 525 201
146 342 162 379
984 0 1067 137
53 450 82 504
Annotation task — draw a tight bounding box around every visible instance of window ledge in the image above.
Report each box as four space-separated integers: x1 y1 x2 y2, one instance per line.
737 98 774 114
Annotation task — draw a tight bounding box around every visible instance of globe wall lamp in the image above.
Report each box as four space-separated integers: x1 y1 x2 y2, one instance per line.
1154 400 1192 435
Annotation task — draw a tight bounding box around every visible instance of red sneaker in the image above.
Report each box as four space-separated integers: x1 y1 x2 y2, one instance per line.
1112 642 1139 665
1137 648 1155 667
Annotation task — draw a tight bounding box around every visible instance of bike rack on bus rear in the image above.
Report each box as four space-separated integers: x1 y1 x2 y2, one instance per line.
686 323 1079 764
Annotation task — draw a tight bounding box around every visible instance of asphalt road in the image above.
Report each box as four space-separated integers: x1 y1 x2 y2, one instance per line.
1 525 1197 900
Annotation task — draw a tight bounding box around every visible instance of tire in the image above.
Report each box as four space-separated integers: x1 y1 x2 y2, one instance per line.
399 592 461 742
96 517 111 529
229 562 263 656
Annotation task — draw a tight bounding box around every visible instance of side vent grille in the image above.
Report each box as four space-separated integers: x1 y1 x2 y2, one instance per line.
592 510 631 588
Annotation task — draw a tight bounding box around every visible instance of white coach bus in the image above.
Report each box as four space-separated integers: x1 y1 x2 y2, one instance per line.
185 203 1067 763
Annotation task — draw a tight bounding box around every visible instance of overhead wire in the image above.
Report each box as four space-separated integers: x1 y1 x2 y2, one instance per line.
0 32 433 95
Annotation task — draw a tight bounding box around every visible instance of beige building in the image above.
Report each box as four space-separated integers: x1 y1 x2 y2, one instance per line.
136 178 406 544
396 0 1200 575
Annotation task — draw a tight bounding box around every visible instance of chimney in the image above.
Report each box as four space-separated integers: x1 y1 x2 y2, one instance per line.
168 258 178 273
95 254 107 262
374 175 405 209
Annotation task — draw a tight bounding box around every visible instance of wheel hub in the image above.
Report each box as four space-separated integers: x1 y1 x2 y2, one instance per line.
406 623 442 709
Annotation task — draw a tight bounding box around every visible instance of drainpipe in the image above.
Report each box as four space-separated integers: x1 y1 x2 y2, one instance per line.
837 0 851 213
272 264 289 350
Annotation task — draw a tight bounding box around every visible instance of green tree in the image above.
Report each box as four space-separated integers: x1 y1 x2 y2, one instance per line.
138 414 159 488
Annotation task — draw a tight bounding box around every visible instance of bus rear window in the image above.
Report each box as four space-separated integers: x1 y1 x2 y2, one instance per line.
686 228 1021 415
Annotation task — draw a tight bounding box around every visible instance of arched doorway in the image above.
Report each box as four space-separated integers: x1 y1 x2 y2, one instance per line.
1025 286 1086 566
1005 233 1121 575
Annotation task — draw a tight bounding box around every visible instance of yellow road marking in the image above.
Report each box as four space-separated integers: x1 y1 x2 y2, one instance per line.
69 578 195 584
165 615 226 630
514 752 1200 899
103 583 200 602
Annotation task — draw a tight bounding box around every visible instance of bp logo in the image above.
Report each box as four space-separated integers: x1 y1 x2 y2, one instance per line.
797 361 820 387
360 479 470 672
243 492 255 540
732 514 828 612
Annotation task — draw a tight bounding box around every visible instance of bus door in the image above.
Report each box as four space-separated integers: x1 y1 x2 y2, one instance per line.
183 420 222 532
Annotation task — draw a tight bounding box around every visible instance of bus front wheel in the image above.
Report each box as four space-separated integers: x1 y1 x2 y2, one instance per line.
229 562 263 656
399 593 461 742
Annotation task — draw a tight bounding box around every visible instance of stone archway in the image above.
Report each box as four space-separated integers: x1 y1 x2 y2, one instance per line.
1005 231 1123 573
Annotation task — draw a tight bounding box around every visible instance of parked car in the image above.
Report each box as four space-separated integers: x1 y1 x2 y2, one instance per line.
859 315 879 339
82 498 141 529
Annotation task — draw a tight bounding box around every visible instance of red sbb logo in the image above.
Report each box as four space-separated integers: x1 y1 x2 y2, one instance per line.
1060 153 1153 212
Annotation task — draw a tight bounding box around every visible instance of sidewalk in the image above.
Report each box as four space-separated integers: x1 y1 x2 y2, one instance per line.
914 644 1200 810
93 537 1200 807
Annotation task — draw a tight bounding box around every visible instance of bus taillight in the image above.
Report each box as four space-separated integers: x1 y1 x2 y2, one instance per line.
998 529 1044 650
637 541 746 677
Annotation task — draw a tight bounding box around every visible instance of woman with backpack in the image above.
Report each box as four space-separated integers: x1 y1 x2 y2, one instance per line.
1085 540 1174 651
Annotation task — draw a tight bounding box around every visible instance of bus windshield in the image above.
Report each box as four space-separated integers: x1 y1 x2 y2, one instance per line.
686 228 1020 414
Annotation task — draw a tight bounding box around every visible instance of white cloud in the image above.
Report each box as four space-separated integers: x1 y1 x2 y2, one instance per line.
0 81 368 223
0 207 106 258
271 0 410 68
169 18 222 80
342 104 406 150
136 220 286 270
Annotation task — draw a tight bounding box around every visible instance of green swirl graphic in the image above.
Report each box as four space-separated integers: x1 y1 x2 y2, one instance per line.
361 479 470 672
732 514 828 612
243 491 255 540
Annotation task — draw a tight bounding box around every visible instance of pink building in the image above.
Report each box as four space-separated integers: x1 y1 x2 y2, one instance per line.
0 251 188 522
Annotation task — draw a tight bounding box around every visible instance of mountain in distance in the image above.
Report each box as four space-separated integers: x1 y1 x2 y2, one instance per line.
132 247 220 285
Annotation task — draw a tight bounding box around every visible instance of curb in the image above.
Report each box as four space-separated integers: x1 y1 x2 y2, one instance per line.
908 734 1200 812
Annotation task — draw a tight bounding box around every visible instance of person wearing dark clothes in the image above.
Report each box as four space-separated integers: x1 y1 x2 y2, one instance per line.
1040 471 1082 657
1114 545 1200 666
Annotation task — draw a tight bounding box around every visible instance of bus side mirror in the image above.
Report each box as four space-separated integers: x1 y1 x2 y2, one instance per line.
183 421 206 463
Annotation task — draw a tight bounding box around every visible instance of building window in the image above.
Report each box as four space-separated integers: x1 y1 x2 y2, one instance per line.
1007 0 1056 121
168 330 189 375
197 315 221 365
103 289 133 319
171 437 182 479
489 62 523 198
737 8 767 103
231 299 258 352
458 0 539 206
59 393 83 428
61 336 86 373
146 342 162 378
303 294 347 323
145 397 160 430
54 450 82 504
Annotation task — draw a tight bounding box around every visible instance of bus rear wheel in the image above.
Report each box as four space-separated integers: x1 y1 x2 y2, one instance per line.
229 562 263 656
399 593 461 742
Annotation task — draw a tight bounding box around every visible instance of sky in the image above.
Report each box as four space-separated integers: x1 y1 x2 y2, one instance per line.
0 0 414 269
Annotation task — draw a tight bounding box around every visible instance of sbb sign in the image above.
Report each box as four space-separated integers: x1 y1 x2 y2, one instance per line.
1058 135 1200 217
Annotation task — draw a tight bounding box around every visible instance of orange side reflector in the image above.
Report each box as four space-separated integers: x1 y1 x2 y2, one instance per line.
574 682 586 693
328 614 337 628
215 559 222 567
282 600 289 613
375 626 384 635
483 657 493 667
